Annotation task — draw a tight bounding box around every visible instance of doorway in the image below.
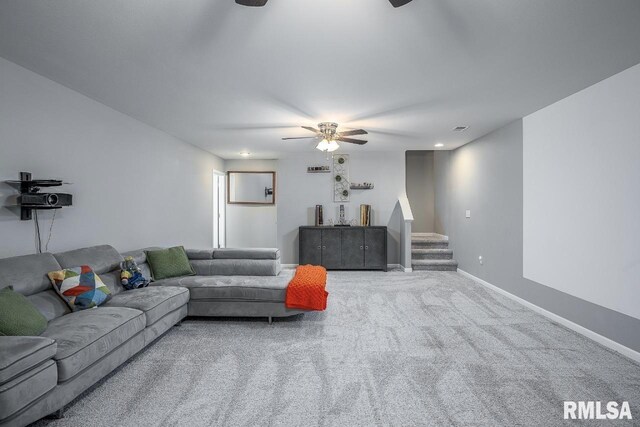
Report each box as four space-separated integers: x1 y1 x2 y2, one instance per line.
213 171 226 248
405 150 449 235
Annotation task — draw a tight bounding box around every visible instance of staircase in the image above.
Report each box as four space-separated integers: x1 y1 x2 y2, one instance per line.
411 233 458 271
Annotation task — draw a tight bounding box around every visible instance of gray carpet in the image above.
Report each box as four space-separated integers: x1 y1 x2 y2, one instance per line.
34 271 640 426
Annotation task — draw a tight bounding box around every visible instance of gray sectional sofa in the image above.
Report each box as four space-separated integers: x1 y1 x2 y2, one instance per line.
0 244 303 427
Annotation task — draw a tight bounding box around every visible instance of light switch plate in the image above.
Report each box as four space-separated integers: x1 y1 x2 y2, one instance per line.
465 210 471 218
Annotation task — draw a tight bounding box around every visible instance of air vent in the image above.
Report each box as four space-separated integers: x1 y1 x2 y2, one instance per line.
453 126 469 132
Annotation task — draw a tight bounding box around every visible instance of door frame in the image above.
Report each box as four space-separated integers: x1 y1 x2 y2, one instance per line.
212 170 226 248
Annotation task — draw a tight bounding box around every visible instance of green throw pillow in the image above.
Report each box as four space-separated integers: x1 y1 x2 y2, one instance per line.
145 246 195 280
0 287 48 336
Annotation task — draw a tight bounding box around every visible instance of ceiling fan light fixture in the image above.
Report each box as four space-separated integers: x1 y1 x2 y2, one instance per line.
316 139 330 151
326 141 340 152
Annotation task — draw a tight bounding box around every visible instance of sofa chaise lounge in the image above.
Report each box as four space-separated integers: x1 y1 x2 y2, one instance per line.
0 244 302 427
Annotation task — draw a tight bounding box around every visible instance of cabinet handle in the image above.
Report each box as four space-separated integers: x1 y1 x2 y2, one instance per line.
360 246 363 250
317 246 321 249
322 246 326 249
365 246 369 250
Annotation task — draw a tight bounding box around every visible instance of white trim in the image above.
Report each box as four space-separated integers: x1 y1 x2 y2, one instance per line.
388 263 412 272
387 263 399 271
457 269 640 364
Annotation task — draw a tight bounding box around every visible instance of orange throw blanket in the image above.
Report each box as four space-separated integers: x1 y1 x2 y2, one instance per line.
285 265 328 311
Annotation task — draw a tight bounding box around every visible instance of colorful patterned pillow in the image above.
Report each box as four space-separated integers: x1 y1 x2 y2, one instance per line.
48 266 111 311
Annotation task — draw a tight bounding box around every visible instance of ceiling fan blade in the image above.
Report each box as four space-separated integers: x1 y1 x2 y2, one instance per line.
337 137 368 145
338 129 368 137
301 126 319 133
389 0 412 7
367 128 417 138
282 136 318 140
215 124 297 131
236 0 268 6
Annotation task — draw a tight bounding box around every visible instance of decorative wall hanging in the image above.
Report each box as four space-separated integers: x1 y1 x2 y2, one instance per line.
350 182 374 190
307 166 330 173
333 154 350 202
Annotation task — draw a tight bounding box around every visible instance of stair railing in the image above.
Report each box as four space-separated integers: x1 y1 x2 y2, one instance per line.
398 192 414 272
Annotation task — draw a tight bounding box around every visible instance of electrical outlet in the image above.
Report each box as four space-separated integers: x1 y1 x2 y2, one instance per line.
465 210 471 218
479 255 483 265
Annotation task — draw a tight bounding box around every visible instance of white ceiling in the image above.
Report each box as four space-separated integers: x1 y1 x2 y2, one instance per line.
1 0 640 159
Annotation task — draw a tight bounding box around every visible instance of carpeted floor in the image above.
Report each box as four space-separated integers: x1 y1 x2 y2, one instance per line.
33 271 640 426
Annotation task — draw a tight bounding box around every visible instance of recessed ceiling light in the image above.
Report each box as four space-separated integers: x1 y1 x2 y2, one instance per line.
240 151 251 157
453 126 469 132
435 143 444 148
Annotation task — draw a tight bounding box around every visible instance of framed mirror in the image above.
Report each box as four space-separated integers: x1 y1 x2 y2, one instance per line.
227 171 276 205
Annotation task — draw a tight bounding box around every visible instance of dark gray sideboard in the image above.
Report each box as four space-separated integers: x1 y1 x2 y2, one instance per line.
299 226 387 271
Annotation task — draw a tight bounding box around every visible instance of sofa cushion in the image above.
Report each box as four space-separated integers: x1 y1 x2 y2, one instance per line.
26 290 71 322
98 270 125 295
0 287 48 336
104 286 189 326
146 246 195 280
42 307 144 382
213 248 280 260
0 336 56 384
54 245 123 275
0 253 61 296
152 271 294 303
47 266 112 311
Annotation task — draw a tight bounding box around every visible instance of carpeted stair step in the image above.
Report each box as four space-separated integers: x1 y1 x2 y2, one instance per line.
411 259 458 271
411 239 449 249
411 248 453 260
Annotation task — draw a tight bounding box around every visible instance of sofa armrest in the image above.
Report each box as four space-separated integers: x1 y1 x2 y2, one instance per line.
186 248 280 261
186 249 214 260
213 248 280 260
190 259 281 276
0 336 57 384
185 248 282 276
0 337 58 421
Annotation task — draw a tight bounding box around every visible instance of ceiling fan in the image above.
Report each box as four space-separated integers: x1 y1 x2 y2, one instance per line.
282 122 368 152
236 0 413 8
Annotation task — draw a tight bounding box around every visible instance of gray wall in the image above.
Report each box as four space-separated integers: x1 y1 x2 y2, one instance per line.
225 159 278 249
445 119 640 353
277 151 405 265
405 151 435 233
523 63 640 320
433 151 450 236
0 58 224 258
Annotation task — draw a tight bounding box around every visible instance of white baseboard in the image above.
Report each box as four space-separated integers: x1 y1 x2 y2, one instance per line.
388 264 413 272
457 269 640 364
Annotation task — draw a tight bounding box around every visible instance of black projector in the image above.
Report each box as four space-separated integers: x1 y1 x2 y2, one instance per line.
19 193 73 207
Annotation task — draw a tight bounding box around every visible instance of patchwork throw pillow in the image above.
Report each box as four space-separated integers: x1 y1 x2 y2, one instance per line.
48 266 111 311
0 286 48 336
145 246 195 280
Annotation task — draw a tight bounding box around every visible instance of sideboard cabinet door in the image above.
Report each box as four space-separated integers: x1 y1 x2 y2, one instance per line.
321 228 342 269
341 228 365 268
299 228 321 265
364 228 387 270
